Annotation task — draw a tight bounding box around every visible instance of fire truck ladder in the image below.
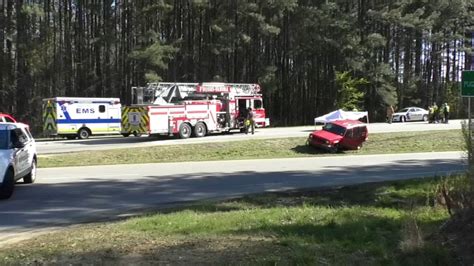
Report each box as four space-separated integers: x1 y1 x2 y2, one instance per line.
223 83 261 95
133 82 262 105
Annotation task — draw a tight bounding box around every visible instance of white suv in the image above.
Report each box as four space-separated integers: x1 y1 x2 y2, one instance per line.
0 123 37 199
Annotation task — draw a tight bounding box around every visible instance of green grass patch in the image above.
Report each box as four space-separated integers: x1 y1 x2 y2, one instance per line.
0 177 456 265
39 130 463 168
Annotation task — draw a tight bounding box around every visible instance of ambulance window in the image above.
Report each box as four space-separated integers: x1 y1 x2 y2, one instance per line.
99 105 106 113
254 100 262 109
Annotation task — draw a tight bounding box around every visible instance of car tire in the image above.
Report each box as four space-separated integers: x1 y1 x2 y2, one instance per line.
401 116 406 123
330 145 339 154
0 169 15 199
78 128 91 139
193 122 207 138
179 123 192 139
23 159 37 184
422 115 428 122
122 133 130 137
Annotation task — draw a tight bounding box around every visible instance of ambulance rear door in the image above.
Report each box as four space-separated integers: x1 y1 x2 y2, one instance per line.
107 103 121 133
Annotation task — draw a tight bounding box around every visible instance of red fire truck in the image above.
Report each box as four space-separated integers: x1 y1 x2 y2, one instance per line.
121 82 270 138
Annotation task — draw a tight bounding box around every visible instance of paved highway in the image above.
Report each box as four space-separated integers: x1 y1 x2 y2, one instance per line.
36 120 464 154
0 151 465 244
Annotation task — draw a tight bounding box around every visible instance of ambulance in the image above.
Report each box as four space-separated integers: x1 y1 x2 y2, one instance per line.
42 97 121 139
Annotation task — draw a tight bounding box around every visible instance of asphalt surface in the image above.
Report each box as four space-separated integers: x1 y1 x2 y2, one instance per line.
36 120 464 154
0 151 466 244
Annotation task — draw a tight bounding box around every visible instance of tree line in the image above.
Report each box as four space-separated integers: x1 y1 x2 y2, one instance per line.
1 0 473 132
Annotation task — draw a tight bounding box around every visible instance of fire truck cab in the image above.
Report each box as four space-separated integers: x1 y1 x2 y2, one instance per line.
122 82 269 138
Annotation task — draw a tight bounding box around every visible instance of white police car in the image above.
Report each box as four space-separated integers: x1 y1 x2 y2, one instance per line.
392 107 429 122
0 123 37 199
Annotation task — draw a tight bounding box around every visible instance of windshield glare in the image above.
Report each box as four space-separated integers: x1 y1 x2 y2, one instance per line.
399 108 409 113
323 123 346 136
0 130 9 149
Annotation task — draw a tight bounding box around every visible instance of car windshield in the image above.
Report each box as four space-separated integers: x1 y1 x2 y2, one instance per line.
399 108 409 113
0 130 9 149
323 123 346 136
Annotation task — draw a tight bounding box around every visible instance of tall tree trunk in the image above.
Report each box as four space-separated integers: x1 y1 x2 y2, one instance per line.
15 0 31 121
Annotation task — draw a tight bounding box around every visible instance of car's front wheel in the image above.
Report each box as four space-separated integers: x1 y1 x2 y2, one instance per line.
330 144 339 154
0 169 15 199
400 116 406 122
422 115 428 121
23 159 37 184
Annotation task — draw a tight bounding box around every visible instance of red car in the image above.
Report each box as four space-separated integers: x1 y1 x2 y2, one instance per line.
0 113 17 123
307 120 368 152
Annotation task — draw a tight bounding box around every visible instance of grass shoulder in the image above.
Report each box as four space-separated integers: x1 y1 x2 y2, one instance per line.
0 177 458 265
38 130 463 168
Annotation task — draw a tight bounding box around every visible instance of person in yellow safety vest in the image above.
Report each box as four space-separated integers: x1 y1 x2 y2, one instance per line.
428 105 434 123
432 103 439 123
443 103 450 123
245 107 255 135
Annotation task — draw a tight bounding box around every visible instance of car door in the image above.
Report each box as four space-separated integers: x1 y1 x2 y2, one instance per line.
414 108 425 121
23 127 35 170
11 128 30 176
406 108 416 121
341 128 356 149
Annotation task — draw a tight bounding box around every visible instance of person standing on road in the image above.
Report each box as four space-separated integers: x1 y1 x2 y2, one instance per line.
246 107 255 135
443 103 450 123
433 103 439 123
386 105 394 124
428 105 434 123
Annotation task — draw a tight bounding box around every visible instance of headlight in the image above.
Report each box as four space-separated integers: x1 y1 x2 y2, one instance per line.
334 140 340 144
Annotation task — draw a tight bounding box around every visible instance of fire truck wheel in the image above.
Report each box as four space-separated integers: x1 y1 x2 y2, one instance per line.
78 128 91 139
179 123 192 139
193 122 207 138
